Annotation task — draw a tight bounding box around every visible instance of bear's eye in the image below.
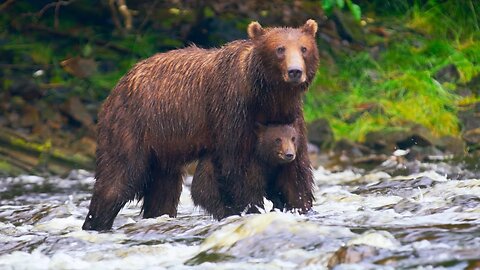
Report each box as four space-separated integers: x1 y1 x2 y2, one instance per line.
301 46 307 53
276 46 285 55
275 138 282 144
292 137 296 142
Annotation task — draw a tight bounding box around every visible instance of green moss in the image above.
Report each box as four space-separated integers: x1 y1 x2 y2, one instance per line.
0 160 13 173
305 16 480 141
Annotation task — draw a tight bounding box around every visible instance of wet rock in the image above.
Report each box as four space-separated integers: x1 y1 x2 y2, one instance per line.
307 118 334 149
9 96 26 110
364 129 410 153
0 115 7 127
307 142 321 168
7 112 20 128
353 176 437 196
434 64 460 83
45 112 65 130
364 125 438 154
348 230 400 250
393 198 422 214
199 212 351 260
20 104 40 128
405 145 445 161
372 157 420 177
361 124 462 161
449 195 480 209
459 102 480 153
352 154 389 167
328 245 378 267
328 139 380 170
397 125 437 149
61 97 94 132
334 139 372 158
9 78 43 100
463 128 480 145
185 251 234 266
313 152 334 169
437 136 465 156
459 102 480 131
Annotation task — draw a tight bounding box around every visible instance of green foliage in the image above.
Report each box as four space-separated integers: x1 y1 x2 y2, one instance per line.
322 0 362 20
407 0 479 40
306 32 480 141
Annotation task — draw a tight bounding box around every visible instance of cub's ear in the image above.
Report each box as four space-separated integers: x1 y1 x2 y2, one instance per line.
248 21 265 39
254 122 267 135
302 19 318 36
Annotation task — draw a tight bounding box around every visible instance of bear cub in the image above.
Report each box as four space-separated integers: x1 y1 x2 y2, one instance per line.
191 123 298 219
254 123 298 165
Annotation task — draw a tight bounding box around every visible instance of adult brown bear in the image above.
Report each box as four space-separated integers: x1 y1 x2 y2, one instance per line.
191 123 300 219
82 20 319 231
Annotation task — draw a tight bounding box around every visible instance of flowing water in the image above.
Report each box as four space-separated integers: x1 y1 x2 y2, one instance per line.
1 158 480 269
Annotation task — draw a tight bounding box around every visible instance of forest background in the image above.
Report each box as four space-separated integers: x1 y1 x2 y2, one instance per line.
0 0 479 175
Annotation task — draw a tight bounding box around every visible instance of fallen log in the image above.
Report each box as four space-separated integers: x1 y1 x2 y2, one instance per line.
0 127 94 176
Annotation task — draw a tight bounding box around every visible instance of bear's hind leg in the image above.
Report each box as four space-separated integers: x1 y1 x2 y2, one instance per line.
142 168 183 218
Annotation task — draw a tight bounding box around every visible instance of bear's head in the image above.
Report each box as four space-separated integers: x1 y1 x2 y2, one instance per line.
255 123 298 165
248 20 319 86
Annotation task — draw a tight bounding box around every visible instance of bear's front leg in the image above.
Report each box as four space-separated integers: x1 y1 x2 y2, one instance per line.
216 158 266 218
191 157 231 220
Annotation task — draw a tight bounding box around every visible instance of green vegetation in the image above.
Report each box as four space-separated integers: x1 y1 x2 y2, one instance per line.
306 0 480 141
322 0 362 21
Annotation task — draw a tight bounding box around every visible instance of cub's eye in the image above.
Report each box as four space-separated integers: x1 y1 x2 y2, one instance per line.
292 137 296 142
276 46 285 55
275 138 282 144
301 46 307 53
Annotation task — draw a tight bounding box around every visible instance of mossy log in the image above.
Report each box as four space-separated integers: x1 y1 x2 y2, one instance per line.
0 127 94 176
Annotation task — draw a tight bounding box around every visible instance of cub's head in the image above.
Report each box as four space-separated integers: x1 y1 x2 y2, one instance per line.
248 20 319 85
255 123 298 165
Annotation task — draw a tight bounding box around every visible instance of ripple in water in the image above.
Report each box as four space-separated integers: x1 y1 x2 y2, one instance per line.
1 163 480 269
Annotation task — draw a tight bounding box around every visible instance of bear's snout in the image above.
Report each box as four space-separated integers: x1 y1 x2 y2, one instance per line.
285 153 295 161
287 68 303 82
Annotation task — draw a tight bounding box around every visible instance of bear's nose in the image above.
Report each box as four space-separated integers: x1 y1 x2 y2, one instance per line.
285 153 295 161
288 69 302 81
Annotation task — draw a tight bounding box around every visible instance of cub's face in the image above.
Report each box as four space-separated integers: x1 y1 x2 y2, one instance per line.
255 124 298 165
248 20 319 85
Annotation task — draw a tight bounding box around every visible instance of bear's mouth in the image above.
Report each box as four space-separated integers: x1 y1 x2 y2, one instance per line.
277 152 296 163
283 73 307 84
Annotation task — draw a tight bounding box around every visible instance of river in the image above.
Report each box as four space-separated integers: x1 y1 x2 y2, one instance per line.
1 159 480 269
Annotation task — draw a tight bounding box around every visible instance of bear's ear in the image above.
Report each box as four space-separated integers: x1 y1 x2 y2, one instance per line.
302 19 318 37
248 21 265 39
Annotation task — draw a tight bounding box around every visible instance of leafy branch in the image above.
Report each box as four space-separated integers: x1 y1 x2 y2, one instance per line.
321 0 361 21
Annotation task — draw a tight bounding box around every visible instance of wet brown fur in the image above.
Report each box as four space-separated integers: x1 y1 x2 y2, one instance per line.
191 124 299 219
82 20 319 231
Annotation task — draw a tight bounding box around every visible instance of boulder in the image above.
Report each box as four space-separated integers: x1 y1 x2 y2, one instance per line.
364 124 439 154
307 118 334 149
434 64 460 83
